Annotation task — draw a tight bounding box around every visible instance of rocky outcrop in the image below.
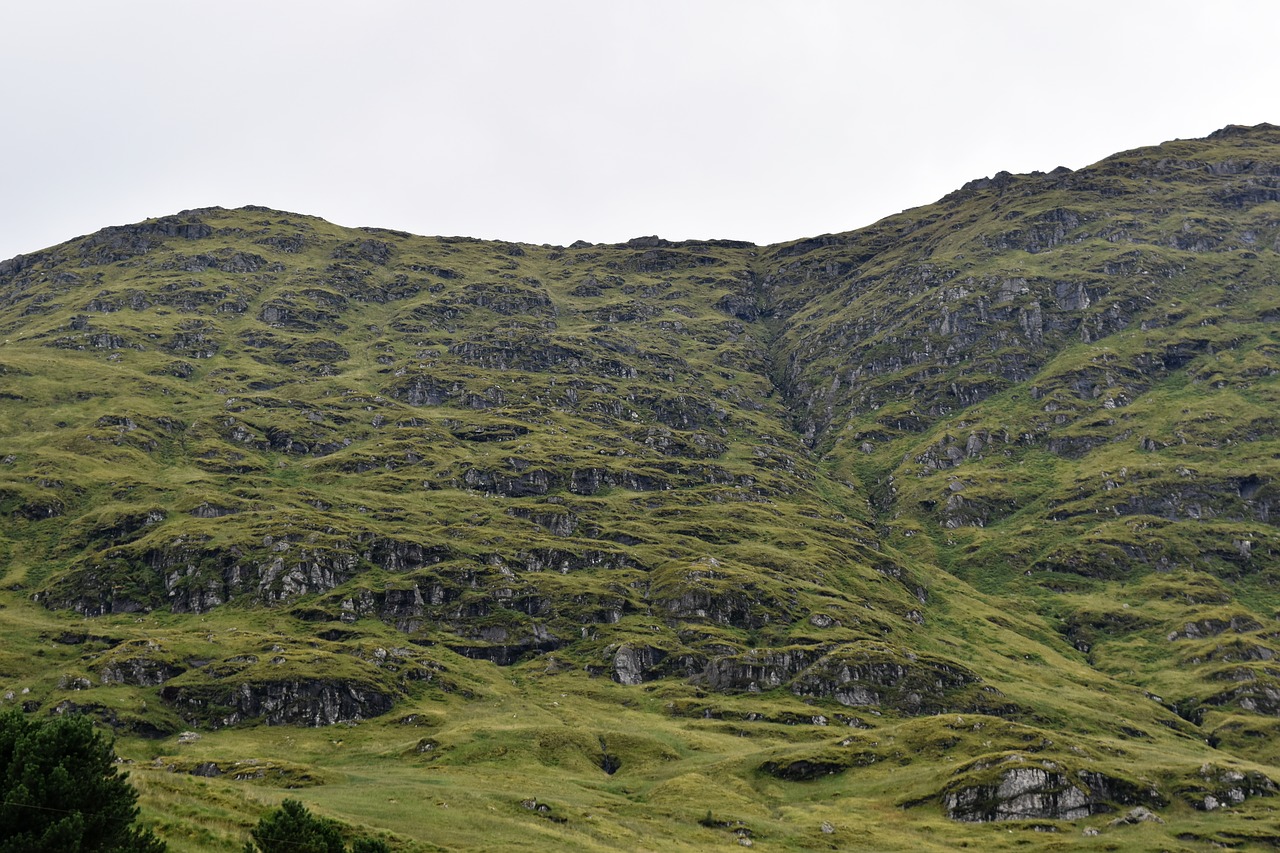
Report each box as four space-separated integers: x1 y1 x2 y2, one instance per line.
40 532 455 617
160 678 395 728
1167 614 1264 641
700 648 824 692
568 467 669 495
789 645 997 715
49 699 174 738
652 560 792 631
1061 608 1155 653
1202 678 1280 717
943 756 1156 822
759 741 880 781
610 645 670 686
1180 763 1276 811
946 765 1092 821
446 622 562 665
1108 806 1165 826
664 642 1011 717
99 655 185 687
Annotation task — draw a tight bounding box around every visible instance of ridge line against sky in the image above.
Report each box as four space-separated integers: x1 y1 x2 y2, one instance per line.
2 0 1277 261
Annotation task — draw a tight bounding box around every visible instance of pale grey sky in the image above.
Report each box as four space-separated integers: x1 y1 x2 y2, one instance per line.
1 0 1276 259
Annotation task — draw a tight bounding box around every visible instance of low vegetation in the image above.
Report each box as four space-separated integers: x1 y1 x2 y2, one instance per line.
1 124 1279 849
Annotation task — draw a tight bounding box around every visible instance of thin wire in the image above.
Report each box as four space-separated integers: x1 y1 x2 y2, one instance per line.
0 797 130 820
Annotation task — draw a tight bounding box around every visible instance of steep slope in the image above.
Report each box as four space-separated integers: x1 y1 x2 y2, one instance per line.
0 208 955 713
0 125 1278 850
765 123 1280 744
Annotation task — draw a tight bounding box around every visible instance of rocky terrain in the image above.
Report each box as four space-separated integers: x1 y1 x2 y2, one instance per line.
1 124 1279 850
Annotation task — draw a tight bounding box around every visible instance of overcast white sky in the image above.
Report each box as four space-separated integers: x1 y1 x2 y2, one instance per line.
1 1 1276 259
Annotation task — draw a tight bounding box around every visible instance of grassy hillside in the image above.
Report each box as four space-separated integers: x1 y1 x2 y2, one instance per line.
2 124 1279 850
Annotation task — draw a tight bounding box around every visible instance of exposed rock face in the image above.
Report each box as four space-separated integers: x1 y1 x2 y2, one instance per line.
99 656 184 686
656 578 776 630
160 679 395 728
49 699 173 738
945 766 1092 821
701 648 823 692
1109 806 1164 826
612 645 669 686
447 622 562 665
40 533 452 616
943 758 1153 822
1184 764 1277 810
788 646 998 715
1167 615 1264 641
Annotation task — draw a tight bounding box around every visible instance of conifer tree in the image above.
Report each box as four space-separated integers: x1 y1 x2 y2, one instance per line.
245 799 388 853
0 710 165 853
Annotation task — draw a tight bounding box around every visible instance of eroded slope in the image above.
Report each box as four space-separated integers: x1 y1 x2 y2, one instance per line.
1 125 1279 850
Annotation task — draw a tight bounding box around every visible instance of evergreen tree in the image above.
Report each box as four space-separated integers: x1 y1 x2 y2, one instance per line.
0 710 166 853
244 800 390 853
244 799 345 853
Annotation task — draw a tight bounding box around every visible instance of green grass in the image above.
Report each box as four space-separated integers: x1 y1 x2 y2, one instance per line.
3 126 1280 850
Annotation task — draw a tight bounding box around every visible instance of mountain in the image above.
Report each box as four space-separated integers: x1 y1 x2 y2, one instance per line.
2 124 1279 850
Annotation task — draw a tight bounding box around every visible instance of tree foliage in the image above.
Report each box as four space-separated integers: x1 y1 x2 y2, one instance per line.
0 710 165 853
245 799 388 853
348 839 391 853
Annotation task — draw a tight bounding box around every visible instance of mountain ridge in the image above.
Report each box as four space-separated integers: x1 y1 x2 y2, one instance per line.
2 123 1280 850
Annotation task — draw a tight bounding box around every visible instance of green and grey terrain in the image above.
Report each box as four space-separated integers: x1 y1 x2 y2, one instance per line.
3 123 1280 850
